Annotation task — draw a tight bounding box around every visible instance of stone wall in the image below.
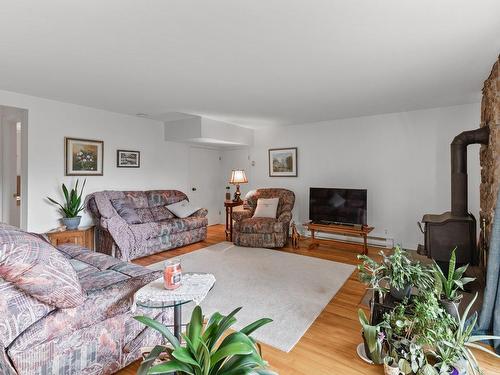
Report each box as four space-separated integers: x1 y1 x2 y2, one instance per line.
479 56 500 256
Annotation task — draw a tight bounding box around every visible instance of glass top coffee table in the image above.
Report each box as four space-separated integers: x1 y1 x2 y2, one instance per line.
135 272 216 341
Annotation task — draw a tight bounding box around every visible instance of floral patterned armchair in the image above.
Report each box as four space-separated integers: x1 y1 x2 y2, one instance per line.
232 188 295 248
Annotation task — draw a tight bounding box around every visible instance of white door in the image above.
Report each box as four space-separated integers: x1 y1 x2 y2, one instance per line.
188 147 222 225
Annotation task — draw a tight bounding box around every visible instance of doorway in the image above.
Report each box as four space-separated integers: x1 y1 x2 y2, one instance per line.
188 146 222 225
0 105 28 228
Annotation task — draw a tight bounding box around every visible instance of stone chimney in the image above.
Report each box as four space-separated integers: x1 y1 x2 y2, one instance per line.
480 55 500 254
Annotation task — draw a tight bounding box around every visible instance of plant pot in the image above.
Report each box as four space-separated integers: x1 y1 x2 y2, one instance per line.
440 298 461 320
383 357 400 375
63 216 81 230
390 283 412 300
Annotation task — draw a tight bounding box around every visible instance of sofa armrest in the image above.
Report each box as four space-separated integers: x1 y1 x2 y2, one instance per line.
277 211 292 223
232 209 253 222
191 208 208 218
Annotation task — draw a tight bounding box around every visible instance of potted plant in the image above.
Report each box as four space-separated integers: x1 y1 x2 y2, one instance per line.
134 305 277 375
434 248 475 320
383 355 400 375
358 245 432 301
358 309 388 364
385 246 417 300
440 293 500 375
47 179 86 230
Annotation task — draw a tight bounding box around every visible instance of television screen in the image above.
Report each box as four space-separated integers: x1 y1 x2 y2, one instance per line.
309 187 367 225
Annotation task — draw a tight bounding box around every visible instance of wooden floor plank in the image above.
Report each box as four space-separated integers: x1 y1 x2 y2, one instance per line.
117 224 499 375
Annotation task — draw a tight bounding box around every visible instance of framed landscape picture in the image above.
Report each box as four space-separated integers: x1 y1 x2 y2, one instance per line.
65 138 103 176
117 149 140 168
269 147 297 177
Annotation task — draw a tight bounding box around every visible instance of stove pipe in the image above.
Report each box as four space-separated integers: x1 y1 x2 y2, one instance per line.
450 127 489 216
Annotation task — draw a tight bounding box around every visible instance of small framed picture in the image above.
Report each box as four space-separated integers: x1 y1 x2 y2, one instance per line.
269 147 298 177
117 149 140 168
65 137 104 176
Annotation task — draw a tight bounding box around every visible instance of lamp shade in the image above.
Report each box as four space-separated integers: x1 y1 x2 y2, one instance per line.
229 169 248 184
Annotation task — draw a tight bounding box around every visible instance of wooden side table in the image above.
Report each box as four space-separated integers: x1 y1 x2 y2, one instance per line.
224 200 243 241
46 225 95 250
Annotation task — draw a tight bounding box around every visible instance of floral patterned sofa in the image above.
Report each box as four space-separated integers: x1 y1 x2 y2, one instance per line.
232 188 295 248
0 223 171 375
86 190 208 261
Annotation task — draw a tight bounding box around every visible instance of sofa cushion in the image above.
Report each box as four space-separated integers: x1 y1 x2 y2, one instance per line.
158 217 208 236
135 208 155 223
111 198 142 224
146 190 187 207
0 279 55 347
166 200 200 219
0 223 85 309
235 217 281 234
7 244 163 353
122 191 149 208
150 205 175 221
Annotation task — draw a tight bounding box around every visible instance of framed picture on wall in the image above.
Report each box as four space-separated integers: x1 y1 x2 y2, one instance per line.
268 147 297 177
65 137 104 176
117 149 140 168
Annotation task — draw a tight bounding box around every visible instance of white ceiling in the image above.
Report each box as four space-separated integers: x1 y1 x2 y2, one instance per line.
0 1 498 128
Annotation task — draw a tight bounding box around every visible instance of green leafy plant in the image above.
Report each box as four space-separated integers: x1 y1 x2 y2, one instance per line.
357 245 434 295
358 309 388 364
394 340 437 375
47 179 86 218
134 306 277 375
440 293 500 375
434 248 475 302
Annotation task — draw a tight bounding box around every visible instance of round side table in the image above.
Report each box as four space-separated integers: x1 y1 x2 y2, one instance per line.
135 272 215 341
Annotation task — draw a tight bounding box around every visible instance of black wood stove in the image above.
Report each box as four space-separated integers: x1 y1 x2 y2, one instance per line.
418 127 489 265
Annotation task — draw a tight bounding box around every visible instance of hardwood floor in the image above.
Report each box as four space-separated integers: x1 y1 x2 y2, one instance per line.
118 225 499 375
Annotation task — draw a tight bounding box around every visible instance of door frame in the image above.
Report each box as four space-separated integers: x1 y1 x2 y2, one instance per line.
0 105 28 229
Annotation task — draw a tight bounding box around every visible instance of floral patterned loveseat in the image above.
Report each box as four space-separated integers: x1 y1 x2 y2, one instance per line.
0 223 171 375
232 188 295 248
86 190 208 261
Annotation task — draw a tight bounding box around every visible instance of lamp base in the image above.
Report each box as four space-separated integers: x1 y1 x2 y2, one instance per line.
232 185 242 202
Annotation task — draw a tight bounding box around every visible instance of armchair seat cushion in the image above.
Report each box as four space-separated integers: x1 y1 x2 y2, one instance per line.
236 217 282 234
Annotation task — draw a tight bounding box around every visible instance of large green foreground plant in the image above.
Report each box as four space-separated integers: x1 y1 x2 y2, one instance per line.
47 179 86 218
134 306 277 375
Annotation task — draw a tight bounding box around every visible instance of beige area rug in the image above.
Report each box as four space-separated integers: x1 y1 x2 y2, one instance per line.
148 242 355 352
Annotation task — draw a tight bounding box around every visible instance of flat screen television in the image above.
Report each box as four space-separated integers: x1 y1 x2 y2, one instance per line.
309 187 367 226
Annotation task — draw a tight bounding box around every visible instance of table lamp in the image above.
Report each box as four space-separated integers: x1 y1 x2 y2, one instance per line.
229 169 248 202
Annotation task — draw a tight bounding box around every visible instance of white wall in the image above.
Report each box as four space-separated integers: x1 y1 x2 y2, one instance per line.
0 89 192 232
235 103 481 250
